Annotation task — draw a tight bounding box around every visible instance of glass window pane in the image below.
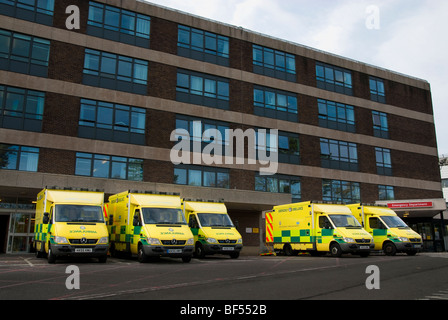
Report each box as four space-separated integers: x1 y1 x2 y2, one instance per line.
174 168 187 184
217 172 229 188
203 171 216 187
188 169 201 186
111 161 126 179
93 158 109 178
75 157 91 176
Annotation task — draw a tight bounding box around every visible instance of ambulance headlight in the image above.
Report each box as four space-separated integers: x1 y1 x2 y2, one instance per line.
147 237 161 245
187 238 194 245
342 237 355 243
237 238 243 244
398 237 409 242
98 237 108 244
54 236 68 244
206 237 218 244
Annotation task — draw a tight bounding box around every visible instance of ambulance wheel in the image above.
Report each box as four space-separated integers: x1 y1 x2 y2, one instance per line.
137 243 148 263
182 256 192 263
330 243 342 257
194 243 206 258
98 255 107 263
230 252 240 259
283 244 294 256
383 242 397 256
47 245 56 264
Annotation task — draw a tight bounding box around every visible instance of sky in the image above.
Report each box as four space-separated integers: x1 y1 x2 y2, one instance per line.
144 0 448 155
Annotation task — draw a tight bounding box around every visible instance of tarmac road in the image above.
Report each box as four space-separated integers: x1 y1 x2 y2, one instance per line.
1 252 448 302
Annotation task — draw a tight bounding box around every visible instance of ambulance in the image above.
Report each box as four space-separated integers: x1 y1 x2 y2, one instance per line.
107 191 194 263
347 204 423 256
267 201 374 257
34 188 109 263
183 200 243 259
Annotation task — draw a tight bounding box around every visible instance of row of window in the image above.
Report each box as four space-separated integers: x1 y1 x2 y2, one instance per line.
1 1 388 102
0 26 391 135
0 82 394 173
0 142 396 201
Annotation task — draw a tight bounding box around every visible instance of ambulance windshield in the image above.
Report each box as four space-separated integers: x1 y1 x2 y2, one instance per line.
142 208 186 225
328 214 362 228
55 205 104 223
197 213 234 227
381 215 409 229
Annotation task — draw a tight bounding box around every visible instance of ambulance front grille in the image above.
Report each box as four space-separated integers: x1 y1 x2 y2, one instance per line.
69 239 98 244
161 240 186 245
355 238 371 244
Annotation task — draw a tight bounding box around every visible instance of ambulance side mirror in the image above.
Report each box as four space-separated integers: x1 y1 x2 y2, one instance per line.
43 212 50 224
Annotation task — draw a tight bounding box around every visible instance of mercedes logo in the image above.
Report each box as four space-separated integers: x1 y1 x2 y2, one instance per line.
171 239 177 245
225 239 230 243
81 237 87 244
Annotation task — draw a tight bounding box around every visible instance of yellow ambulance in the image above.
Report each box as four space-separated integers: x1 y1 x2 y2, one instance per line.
34 188 109 263
268 201 373 257
183 200 243 259
347 204 423 256
107 191 194 263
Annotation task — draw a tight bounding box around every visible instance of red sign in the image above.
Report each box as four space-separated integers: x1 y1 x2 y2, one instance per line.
387 202 433 209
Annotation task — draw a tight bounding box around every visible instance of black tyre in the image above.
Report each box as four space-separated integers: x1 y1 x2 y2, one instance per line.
383 242 397 256
330 243 342 257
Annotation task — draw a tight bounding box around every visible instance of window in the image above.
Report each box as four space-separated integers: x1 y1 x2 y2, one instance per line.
369 77 386 103
255 129 300 164
316 62 353 95
318 99 355 133
322 179 360 204
176 70 229 109
0 85 45 132
253 86 298 122
255 174 301 202
320 138 358 172
75 152 143 181
253 44 296 82
79 99 146 145
0 29 50 77
375 147 392 176
87 1 151 47
0 0 54 25
372 111 389 139
177 25 229 66
83 49 148 94
378 185 395 200
174 165 230 189
0 144 39 172
175 116 229 154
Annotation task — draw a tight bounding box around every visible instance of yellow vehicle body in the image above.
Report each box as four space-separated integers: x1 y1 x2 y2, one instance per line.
347 204 423 256
34 188 109 263
183 200 243 259
107 191 194 263
269 201 373 257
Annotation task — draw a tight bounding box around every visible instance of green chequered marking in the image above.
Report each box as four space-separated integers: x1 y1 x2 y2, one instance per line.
373 229 388 236
274 229 313 244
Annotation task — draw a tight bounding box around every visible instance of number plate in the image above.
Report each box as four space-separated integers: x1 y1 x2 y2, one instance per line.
413 244 422 248
359 246 370 250
167 249 182 254
75 248 92 253
222 247 235 251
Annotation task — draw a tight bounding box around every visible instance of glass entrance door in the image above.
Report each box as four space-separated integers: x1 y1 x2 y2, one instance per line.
6 213 34 253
